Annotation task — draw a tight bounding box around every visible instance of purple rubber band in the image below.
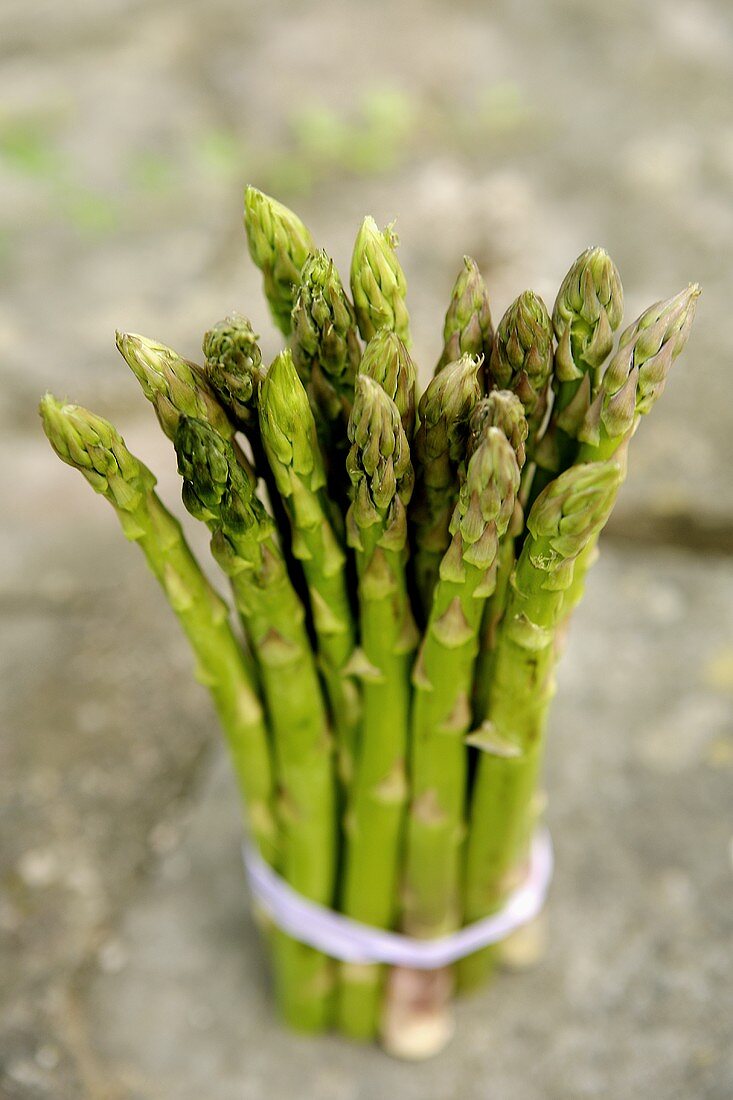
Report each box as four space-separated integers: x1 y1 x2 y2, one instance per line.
242 829 553 969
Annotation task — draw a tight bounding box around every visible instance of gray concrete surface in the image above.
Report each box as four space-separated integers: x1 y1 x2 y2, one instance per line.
2 0 732 1096
2 0 731 513
86 548 733 1100
7 546 731 1099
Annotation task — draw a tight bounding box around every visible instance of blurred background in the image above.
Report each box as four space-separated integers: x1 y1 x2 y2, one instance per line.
1 1 731 1097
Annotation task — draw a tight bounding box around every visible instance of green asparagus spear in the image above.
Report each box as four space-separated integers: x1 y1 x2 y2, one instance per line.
470 284 700 989
174 416 336 1032
201 314 304 584
468 390 528 470
436 256 494 375
116 331 234 442
531 248 623 494
410 355 483 615
358 329 418 440
116 328 305 627
291 249 361 406
403 411 522 942
382 406 522 1059
290 250 362 514
554 246 624 397
336 375 417 1040
39 397 278 865
487 290 554 458
472 293 553 719
244 186 316 335
460 458 623 989
202 312 265 430
350 216 411 346
258 350 360 782
562 284 700 620
469 391 529 713
577 284 700 462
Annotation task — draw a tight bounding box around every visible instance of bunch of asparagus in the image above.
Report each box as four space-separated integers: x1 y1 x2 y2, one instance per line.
41 188 698 1057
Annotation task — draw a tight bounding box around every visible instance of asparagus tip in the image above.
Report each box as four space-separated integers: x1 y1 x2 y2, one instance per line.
552 246 624 374
351 214 410 345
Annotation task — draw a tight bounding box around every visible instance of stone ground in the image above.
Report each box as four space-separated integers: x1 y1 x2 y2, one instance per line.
1 0 732 1096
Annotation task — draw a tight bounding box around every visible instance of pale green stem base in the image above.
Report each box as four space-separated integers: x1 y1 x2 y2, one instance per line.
271 932 335 1032
335 535 413 1040
458 740 543 991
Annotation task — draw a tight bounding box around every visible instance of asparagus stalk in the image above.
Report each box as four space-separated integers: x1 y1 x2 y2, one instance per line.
336 375 417 1040
174 417 337 1032
116 329 298 643
576 284 700 463
244 187 316 335
202 312 265 431
460 458 624 990
39 397 278 864
291 250 362 515
487 290 554 461
553 246 624 402
436 256 494 377
378 411 521 1056
202 313 313 599
410 355 484 615
202 313 295 550
358 329 418 440
562 284 700 619
350 216 411 346
467 285 699 985
468 391 528 471
404 404 523 932
116 331 235 443
382 408 522 1058
472 293 553 720
258 350 360 783
531 247 623 498
291 249 361 409
469 391 530 696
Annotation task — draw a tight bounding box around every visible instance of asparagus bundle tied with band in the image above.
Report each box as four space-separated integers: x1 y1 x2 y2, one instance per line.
41 185 699 1057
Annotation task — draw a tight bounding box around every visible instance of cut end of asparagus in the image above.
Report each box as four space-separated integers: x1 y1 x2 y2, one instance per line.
350 215 411 346
380 967 455 1060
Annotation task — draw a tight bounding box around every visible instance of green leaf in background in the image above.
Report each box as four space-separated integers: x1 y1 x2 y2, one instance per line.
0 117 64 179
128 151 178 195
